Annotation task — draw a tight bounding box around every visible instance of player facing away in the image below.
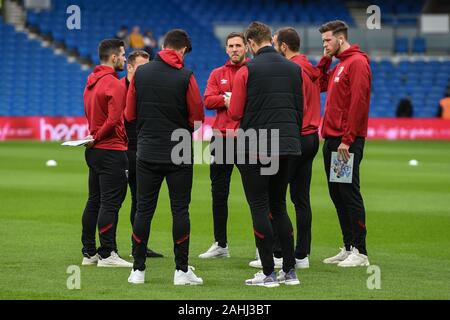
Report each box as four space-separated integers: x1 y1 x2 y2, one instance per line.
318 20 372 267
199 32 248 259
269 27 321 269
119 50 164 259
81 39 133 268
228 22 303 287
125 29 205 285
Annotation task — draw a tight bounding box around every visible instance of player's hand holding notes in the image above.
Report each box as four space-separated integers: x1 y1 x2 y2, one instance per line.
61 136 94 148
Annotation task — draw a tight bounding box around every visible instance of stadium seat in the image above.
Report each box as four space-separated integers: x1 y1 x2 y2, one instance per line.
0 1 446 119
412 37 426 54
395 38 409 54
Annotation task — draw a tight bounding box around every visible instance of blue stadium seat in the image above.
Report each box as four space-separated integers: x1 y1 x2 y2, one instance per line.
0 2 446 119
395 38 409 54
412 37 426 54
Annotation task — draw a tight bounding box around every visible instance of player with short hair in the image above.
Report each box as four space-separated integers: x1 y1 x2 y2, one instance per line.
198 32 248 259
318 20 372 267
81 39 132 268
272 27 321 269
125 29 204 285
228 22 303 287
117 50 164 259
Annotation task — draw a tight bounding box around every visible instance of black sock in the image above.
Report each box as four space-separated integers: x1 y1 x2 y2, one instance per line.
218 242 227 248
274 251 283 259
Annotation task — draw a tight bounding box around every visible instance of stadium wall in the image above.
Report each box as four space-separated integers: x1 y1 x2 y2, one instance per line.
1 117 450 141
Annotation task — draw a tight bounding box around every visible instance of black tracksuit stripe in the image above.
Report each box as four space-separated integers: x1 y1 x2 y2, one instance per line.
290 133 319 258
132 160 192 272
209 136 236 247
237 46 302 275
131 56 195 272
323 137 367 255
81 148 128 258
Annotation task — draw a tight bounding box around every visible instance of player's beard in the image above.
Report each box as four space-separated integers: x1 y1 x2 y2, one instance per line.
330 41 341 57
115 62 125 72
231 54 245 65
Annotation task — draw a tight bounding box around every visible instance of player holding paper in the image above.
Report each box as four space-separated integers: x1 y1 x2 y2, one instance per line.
81 39 132 268
318 20 372 267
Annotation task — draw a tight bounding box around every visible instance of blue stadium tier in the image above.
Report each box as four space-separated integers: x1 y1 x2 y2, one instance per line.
371 0 425 26
1 1 448 118
0 18 90 116
370 60 450 117
172 0 354 26
24 0 353 117
26 0 230 112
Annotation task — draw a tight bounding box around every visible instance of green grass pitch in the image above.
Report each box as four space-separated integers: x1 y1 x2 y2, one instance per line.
0 140 449 300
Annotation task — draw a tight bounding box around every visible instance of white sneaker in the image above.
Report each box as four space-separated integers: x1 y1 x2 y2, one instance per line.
277 269 301 285
97 251 133 268
323 247 352 264
295 257 310 269
81 254 99 266
128 269 145 284
198 242 230 259
249 257 283 269
245 271 279 287
337 248 370 267
174 266 203 285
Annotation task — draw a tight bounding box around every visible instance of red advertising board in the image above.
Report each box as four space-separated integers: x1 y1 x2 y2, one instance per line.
366 118 450 140
0 117 89 141
0 117 450 141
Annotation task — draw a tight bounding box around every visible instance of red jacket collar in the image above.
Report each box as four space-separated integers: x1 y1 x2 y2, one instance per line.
158 49 184 69
86 65 117 89
225 58 250 68
336 44 370 63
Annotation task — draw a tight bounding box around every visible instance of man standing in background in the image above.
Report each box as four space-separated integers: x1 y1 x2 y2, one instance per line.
318 20 372 267
81 39 132 268
272 27 321 269
199 32 248 259
129 26 145 50
118 50 163 259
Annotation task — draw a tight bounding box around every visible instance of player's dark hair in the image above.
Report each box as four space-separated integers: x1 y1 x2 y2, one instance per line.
98 39 125 63
163 29 192 53
225 32 246 46
245 21 272 45
319 20 349 40
275 27 301 52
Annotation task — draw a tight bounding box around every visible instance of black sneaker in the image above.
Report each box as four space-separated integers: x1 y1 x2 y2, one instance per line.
146 248 163 258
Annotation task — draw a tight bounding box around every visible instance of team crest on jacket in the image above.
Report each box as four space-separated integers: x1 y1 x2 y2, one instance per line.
220 79 228 85
334 66 344 83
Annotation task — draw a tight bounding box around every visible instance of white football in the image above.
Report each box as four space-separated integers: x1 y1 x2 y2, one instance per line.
46 160 58 167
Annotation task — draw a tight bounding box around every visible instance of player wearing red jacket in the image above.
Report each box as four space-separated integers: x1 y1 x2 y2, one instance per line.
272 27 321 270
318 21 372 267
199 32 248 259
81 39 132 268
